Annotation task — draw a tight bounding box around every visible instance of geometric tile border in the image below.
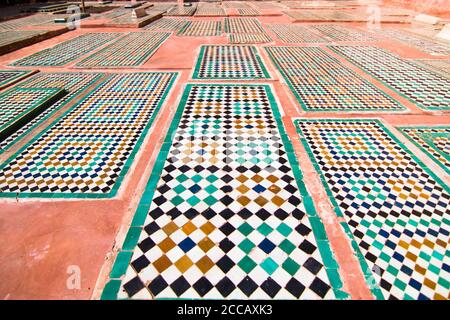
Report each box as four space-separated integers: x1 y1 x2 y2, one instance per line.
330 45 450 111
398 126 450 175
101 84 347 300
0 72 177 198
265 46 405 112
0 72 103 154
10 32 122 67
192 45 270 79
296 118 450 300
75 32 170 67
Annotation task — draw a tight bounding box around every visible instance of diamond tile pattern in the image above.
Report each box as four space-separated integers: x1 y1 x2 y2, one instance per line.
265 46 405 112
0 72 176 197
116 84 336 299
330 45 450 111
296 119 450 300
76 32 170 67
399 126 450 175
11 33 122 67
0 72 102 154
193 45 269 79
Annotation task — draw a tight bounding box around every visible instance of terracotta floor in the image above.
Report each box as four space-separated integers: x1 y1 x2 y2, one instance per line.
0 1 448 300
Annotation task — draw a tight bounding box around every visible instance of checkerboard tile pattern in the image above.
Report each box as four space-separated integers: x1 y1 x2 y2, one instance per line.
228 33 272 44
330 45 450 111
296 119 450 300
265 46 405 112
224 17 265 34
311 25 378 42
144 18 188 31
107 84 341 300
0 70 33 89
11 32 122 67
76 32 170 67
268 24 329 43
0 72 176 197
0 87 64 140
398 126 450 175
0 72 103 154
193 45 270 79
379 29 450 56
178 21 222 36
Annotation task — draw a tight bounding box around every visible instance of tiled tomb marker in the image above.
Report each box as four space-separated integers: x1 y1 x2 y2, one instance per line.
177 21 222 37
0 70 35 90
0 72 103 154
0 72 177 198
102 84 345 300
265 46 405 112
398 126 450 175
193 45 270 79
296 119 450 300
11 32 123 67
330 45 450 111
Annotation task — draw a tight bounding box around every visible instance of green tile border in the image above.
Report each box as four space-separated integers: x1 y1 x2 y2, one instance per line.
264 46 407 113
328 45 450 112
397 125 450 175
75 32 170 68
0 72 104 155
294 117 450 300
101 84 348 300
0 69 35 89
0 87 66 142
192 45 271 80
0 72 178 199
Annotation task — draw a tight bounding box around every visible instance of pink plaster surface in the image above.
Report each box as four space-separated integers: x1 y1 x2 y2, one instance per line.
0 1 448 300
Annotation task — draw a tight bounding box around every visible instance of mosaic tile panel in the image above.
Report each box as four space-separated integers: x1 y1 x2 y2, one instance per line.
144 18 187 31
224 17 265 34
177 21 222 36
238 8 260 16
0 72 103 154
105 84 342 300
379 29 450 56
310 25 379 42
165 6 196 16
398 126 450 175
228 33 272 44
0 72 177 198
0 87 65 141
0 70 34 89
11 32 122 67
193 45 270 79
296 119 450 300
76 32 170 67
194 6 226 17
330 45 450 111
0 14 54 30
265 46 405 112
267 24 329 43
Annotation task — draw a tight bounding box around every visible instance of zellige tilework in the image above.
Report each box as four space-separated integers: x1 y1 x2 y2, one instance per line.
11 32 122 67
193 45 270 79
296 119 450 300
0 87 65 142
330 45 450 111
0 70 34 89
76 32 170 67
0 72 177 198
398 126 450 175
265 46 405 112
103 84 344 300
178 21 222 36
0 72 103 154
311 25 379 42
228 33 272 44
267 24 329 43
224 17 265 34
144 18 188 31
